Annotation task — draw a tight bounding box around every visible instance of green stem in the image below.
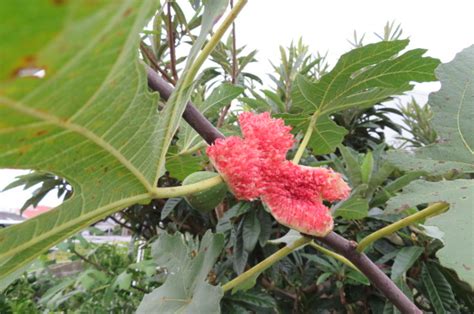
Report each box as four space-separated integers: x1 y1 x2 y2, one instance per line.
309 241 360 273
292 112 318 164
357 202 449 252
182 0 248 91
152 175 223 199
222 236 311 292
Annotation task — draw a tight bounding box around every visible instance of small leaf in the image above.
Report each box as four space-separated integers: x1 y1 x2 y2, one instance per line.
227 290 277 309
268 229 302 246
421 263 459 314
316 272 332 285
115 272 133 291
160 197 182 220
339 145 362 187
243 210 261 252
361 151 374 184
391 246 424 281
334 197 369 220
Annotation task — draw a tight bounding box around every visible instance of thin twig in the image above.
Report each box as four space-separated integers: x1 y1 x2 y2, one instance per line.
216 0 238 128
71 248 114 276
167 2 179 82
140 41 176 85
145 65 421 314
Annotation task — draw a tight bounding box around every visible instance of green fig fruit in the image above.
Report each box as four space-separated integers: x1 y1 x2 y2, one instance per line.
182 171 227 213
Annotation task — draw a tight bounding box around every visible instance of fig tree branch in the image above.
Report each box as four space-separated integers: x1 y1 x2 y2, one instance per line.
145 66 421 314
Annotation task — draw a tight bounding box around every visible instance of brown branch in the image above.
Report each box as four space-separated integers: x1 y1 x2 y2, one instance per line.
140 41 176 85
166 2 179 82
146 65 225 144
216 0 238 128
316 233 420 313
145 66 421 314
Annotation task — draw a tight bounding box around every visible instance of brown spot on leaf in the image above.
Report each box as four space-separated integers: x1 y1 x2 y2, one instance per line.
35 130 48 137
463 264 471 271
122 8 133 17
18 145 31 155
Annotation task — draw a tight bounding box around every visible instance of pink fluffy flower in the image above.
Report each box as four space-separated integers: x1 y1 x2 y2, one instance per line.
206 112 350 237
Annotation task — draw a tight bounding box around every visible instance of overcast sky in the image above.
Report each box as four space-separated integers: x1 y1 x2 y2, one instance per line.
1 0 473 211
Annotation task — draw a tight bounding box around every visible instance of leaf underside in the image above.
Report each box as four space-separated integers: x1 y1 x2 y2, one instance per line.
0 0 227 284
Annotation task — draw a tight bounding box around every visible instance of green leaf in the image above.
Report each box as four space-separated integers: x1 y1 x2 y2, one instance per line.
371 171 425 207
334 197 369 220
166 147 203 181
281 114 348 155
227 290 277 309
361 151 374 184
161 197 182 220
0 0 226 284
137 231 224 313
391 246 424 281
216 202 250 233
388 45 474 175
421 263 459 314
316 272 333 285
115 272 133 291
287 40 439 154
242 210 261 252
339 145 363 187
387 179 474 288
268 229 301 246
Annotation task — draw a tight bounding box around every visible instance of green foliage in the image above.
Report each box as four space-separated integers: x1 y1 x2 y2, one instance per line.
387 179 474 288
421 262 459 313
397 98 438 148
1 234 157 313
283 39 439 155
2 171 71 212
388 45 474 175
137 231 224 313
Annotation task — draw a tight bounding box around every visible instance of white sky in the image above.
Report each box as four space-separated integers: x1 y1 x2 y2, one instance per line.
1 0 474 211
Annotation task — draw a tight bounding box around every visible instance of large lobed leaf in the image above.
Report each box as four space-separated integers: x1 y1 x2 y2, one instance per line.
282 40 440 155
386 45 474 288
137 231 224 313
0 0 226 285
388 45 474 175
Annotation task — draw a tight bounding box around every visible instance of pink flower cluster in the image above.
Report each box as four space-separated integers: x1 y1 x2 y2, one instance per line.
207 112 350 236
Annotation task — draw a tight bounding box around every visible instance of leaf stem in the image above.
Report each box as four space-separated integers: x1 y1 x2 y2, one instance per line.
292 112 318 164
222 236 311 292
182 0 248 91
309 241 360 273
152 175 224 199
357 202 449 252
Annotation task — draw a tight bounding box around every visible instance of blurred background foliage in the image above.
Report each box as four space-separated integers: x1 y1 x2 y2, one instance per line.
1 1 472 313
